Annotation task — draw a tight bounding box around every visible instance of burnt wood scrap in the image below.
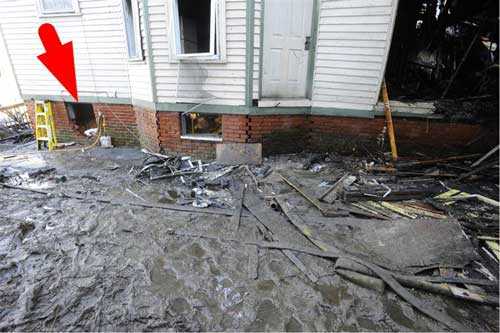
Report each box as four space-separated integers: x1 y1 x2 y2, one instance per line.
0 103 33 144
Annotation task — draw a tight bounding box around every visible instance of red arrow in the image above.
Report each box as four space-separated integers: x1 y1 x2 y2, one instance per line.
37 23 78 101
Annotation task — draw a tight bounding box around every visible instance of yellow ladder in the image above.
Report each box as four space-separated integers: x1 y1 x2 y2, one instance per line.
35 101 57 150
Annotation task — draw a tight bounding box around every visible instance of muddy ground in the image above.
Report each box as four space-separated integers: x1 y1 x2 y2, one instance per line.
0 144 498 331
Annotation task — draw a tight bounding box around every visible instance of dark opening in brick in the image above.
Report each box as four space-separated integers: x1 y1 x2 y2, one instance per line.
181 112 221 140
65 102 97 135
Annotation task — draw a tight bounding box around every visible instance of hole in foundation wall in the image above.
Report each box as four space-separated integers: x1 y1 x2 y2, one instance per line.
65 102 97 135
181 112 221 140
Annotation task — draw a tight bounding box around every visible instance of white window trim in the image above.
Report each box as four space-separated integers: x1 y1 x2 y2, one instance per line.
122 0 144 61
168 0 227 63
180 134 222 142
37 0 80 16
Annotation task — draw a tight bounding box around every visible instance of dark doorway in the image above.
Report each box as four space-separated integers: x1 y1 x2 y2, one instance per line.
65 102 97 134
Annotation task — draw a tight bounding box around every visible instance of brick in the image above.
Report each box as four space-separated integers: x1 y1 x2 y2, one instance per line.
25 99 494 156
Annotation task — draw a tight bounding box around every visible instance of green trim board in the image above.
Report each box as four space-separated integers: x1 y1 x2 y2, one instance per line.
22 94 133 105
306 0 319 99
244 0 255 106
22 94 374 118
155 103 375 119
23 94 445 120
132 98 156 110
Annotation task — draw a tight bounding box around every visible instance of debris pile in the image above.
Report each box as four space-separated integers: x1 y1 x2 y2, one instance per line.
0 145 498 331
132 147 499 328
0 103 33 144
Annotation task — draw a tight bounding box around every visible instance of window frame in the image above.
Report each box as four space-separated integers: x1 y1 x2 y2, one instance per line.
122 0 144 61
168 0 226 62
180 112 223 141
38 0 80 16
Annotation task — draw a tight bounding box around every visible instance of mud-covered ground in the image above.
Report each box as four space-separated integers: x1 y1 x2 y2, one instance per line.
0 144 498 331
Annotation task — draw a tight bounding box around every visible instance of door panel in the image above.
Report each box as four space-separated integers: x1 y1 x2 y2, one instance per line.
262 0 314 98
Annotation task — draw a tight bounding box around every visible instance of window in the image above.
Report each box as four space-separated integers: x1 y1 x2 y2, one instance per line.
122 0 143 60
39 0 78 15
169 0 225 60
181 113 222 141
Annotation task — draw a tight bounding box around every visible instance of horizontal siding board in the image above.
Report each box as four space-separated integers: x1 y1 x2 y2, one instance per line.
322 0 393 9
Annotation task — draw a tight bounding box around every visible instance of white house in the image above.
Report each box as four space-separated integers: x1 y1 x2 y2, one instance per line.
4 0 453 157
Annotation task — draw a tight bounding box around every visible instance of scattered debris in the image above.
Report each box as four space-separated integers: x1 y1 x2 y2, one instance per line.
0 144 498 331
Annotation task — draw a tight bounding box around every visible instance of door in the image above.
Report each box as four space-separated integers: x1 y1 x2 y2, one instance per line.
262 0 314 98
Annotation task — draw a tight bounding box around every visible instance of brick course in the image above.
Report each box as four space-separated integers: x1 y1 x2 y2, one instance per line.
134 106 160 152
157 112 219 159
25 100 139 146
25 99 496 156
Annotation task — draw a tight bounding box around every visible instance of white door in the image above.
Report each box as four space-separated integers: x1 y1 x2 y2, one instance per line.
262 0 314 98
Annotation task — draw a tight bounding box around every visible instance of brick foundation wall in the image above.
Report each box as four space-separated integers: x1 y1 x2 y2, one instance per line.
222 115 248 143
25 100 139 147
93 103 139 146
309 116 493 154
25 99 497 157
134 106 160 152
248 115 309 155
157 112 220 159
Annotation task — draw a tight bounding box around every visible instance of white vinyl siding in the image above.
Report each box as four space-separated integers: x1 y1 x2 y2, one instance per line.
311 0 398 111
1 0 399 110
0 0 153 103
148 0 246 106
127 0 153 102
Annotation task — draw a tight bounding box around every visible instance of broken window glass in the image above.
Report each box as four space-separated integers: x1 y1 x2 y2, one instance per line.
170 0 218 58
181 113 222 139
40 0 75 13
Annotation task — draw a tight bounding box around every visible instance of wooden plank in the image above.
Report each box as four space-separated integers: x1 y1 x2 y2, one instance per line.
243 192 319 283
274 196 333 252
283 250 318 283
246 244 259 280
318 173 348 202
471 145 499 168
231 184 246 235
